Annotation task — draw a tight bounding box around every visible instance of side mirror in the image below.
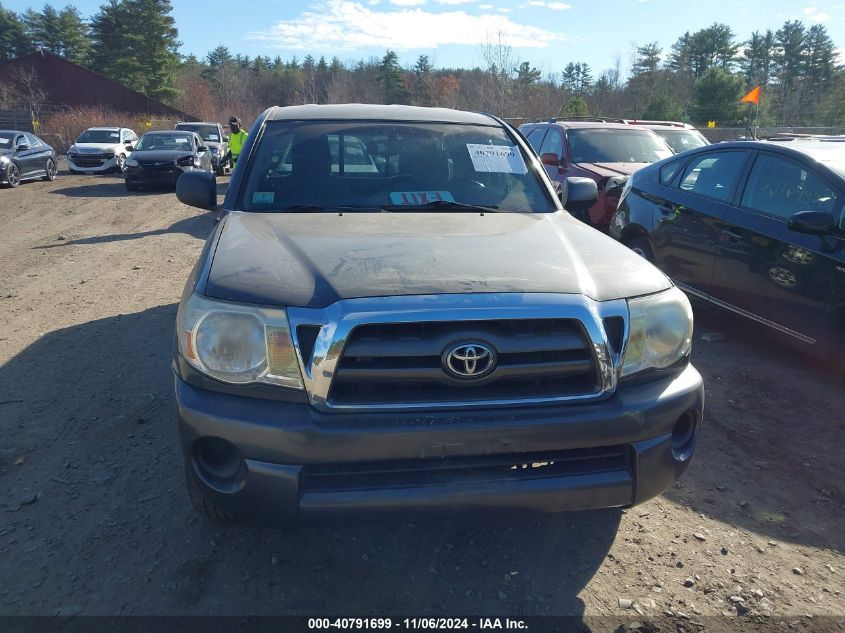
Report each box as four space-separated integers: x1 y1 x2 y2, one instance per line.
560 177 598 223
198 145 208 152
223 135 230 143
176 170 217 210
126 145 135 152
787 210 836 236
541 152 559 166
17 143 29 151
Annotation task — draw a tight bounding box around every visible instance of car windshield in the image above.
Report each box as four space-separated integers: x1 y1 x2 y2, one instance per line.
0 135 13 149
135 133 192 151
177 124 220 142
239 121 554 213
652 128 709 153
568 128 674 164
77 129 121 143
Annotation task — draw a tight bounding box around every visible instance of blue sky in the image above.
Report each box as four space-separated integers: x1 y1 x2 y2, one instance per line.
6 0 845 78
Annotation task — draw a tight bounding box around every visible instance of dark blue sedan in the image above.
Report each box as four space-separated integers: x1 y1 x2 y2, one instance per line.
0 130 58 187
610 140 845 366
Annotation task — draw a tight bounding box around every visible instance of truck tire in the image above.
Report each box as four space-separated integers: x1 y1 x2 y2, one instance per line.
185 465 238 524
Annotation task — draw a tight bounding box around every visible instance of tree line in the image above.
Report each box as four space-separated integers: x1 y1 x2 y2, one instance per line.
1 0 844 127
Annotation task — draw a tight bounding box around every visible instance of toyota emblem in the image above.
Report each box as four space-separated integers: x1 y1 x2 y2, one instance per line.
443 342 497 380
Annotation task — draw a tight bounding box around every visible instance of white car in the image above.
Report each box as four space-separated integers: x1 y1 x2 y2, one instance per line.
67 127 138 174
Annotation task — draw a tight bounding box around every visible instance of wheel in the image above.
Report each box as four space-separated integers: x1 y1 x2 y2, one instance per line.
116 153 127 174
4 163 20 187
214 164 225 176
627 237 654 262
185 465 237 524
42 158 57 181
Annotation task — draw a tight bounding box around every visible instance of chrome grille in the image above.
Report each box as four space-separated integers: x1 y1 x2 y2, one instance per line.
329 319 600 406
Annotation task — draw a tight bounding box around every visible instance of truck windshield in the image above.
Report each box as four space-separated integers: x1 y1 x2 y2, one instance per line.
238 121 555 213
568 128 674 164
177 124 220 142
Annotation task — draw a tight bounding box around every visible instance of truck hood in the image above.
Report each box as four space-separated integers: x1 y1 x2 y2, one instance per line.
576 162 651 179
203 211 671 308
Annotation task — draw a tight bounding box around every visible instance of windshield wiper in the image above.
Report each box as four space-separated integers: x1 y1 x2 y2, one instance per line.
274 204 385 213
382 200 501 213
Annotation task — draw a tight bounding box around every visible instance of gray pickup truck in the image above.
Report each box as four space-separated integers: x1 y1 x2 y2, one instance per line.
174 104 704 527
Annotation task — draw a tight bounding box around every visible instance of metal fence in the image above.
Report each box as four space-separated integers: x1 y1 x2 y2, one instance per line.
0 109 35 132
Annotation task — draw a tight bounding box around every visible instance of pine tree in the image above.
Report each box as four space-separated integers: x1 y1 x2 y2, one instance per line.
89 0 180 102
412 54 434 106
0 4 30 60
57 6 90 64
378 49 408 104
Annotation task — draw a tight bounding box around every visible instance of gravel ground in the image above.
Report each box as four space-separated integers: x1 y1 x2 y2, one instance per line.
0 166 842 625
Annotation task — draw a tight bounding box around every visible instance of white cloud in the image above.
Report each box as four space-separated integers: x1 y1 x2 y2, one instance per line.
804 6 831 21
547 1 571 8
478 2 494 7
435 0 478 4
391 0 426 5
249 0 560 50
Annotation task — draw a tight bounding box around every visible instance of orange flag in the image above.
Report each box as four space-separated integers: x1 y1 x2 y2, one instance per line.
741 86 761 105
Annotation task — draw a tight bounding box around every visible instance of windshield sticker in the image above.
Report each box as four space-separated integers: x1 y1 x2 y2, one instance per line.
252 191 275 204
208 134 219 141
174 137 189 144
0 137 9 143
466 144 527 174
389 191 455 205
110 132 119 138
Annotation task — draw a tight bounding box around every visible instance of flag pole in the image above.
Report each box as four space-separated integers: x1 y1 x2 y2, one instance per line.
754 100 759 139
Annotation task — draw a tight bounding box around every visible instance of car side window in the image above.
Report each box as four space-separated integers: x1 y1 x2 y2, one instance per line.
539 128 563 158
678 151 748 202
659 159 684 185
24 132 40 147
525 128 547 152
740 153 839 220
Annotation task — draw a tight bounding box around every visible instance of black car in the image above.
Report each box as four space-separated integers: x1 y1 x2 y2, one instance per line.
0 130 58 187
124 130 213 191
610 140 845 365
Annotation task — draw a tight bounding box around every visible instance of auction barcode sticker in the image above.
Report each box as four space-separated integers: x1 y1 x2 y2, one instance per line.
466 144 527 174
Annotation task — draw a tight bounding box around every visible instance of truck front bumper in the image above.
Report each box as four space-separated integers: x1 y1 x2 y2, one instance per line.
176 364 703 526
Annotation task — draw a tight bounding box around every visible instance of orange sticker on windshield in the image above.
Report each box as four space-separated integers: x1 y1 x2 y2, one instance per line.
389 191 455 205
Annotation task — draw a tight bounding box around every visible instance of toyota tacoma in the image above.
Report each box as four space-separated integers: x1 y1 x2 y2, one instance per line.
173 104 704 526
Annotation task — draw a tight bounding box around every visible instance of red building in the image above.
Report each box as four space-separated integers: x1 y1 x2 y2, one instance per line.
0 50 195 120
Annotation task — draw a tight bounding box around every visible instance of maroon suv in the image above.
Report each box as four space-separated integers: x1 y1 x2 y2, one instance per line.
519 118 674 232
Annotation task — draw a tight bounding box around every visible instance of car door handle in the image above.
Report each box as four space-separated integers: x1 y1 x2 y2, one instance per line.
657 204 674 215
721 229 743 242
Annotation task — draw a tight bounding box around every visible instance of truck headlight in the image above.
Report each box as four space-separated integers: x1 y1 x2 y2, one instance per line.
621 287 693 376
177 293 303 389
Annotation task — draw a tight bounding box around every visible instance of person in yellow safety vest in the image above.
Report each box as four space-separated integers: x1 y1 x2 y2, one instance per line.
224 116 248 168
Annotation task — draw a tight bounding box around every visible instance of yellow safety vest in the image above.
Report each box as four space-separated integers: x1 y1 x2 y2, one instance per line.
229 129 248 162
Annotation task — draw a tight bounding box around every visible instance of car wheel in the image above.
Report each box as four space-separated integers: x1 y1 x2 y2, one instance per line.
116 154 127 174
627 237 654 262
185 465 238 524
43 158 57 181
4 163 20 188
214 165 225 177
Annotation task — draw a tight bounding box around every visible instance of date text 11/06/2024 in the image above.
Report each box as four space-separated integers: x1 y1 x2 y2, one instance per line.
307 618 528 630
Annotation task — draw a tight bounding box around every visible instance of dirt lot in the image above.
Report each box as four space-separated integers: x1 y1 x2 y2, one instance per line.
0 166 842 625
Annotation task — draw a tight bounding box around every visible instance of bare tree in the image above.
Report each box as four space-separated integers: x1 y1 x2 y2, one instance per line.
478 30 519 116
9 65 48 119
